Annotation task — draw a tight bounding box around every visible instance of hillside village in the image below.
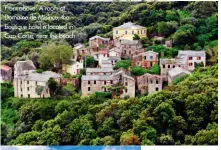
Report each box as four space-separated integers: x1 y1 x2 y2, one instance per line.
1 22 206 98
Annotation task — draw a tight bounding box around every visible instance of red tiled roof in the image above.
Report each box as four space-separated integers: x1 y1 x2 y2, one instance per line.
99 49 108 54
1 65 11 71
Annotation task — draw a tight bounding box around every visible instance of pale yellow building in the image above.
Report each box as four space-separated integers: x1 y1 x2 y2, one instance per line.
113 22 147 40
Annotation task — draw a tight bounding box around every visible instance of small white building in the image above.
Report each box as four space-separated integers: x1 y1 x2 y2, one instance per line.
63 59 84 75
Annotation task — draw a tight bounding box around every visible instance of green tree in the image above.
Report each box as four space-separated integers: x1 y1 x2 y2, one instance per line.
38 42 72 70
133 34 140 40
131 66 148 76
115 60 131 70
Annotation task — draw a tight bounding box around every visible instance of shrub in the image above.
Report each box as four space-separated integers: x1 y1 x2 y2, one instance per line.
95 92 112 99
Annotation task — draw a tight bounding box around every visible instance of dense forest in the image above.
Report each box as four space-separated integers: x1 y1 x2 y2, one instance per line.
1 1 218 145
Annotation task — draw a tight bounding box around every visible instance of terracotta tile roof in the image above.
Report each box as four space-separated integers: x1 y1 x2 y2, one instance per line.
1 65 11 71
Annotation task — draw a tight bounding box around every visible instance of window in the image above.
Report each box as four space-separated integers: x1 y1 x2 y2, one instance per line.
104 73 106 75
46 88 48 93
141 30 142 34
156 80 158 84
132 31 134 34
125 82 128 86
173 65 175 68
189 57 193 60
104 81 106 85
156 87 159 91
21 88 22 92
144 30 146 33
138 31 139 34
178 65 181 67
43 94 45 98
150 56 153 59
88 87 90 91
104 88 107 92
27 87 29 91
21 94 23 98
125 30 127 34
88 81 90 84
27 81 29 84
94 81 96 84
125 89 127 93
20 81 22 84
104 54 106 57
197 56 201 60
163 65 165 68
129 51 131 54
111 80 113 84
28 94 30 98
36 82 37 85
168 65 170 68
150 80 153 84
144 56 146 60
189 63 193 66
116 30 118 34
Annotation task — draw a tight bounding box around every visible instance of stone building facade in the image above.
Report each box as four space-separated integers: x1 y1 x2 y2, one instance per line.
160 50 206 81
115 39 145 59
82 69 135 98
132 51 159 68
148 75 163 94
0 65 12 82
136 73 163 95
14 60 60 98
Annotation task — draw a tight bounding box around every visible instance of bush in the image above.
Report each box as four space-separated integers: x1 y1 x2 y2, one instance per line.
172 74 189 85
36 69 43 73
131 66 148 76
63 73 71 78
115 60 131 70
147 64 161 75
95 92 112 99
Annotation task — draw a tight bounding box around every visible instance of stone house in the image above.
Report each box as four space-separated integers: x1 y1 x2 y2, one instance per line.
132 51 159 68
115 39 145 59
177 50 206 71
109 47 122 57
160 50 206 81
136 73 152 95
14 60 60 98
160 58 186 81
136 73 163 95
113 22 147 41
168 67 191 84
0 65 12 82
62 59 84 75
163 40 173 48
89 36 111 51
86 67 114 75
74 43 87 56
82 69 135 98
148 75 163 94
